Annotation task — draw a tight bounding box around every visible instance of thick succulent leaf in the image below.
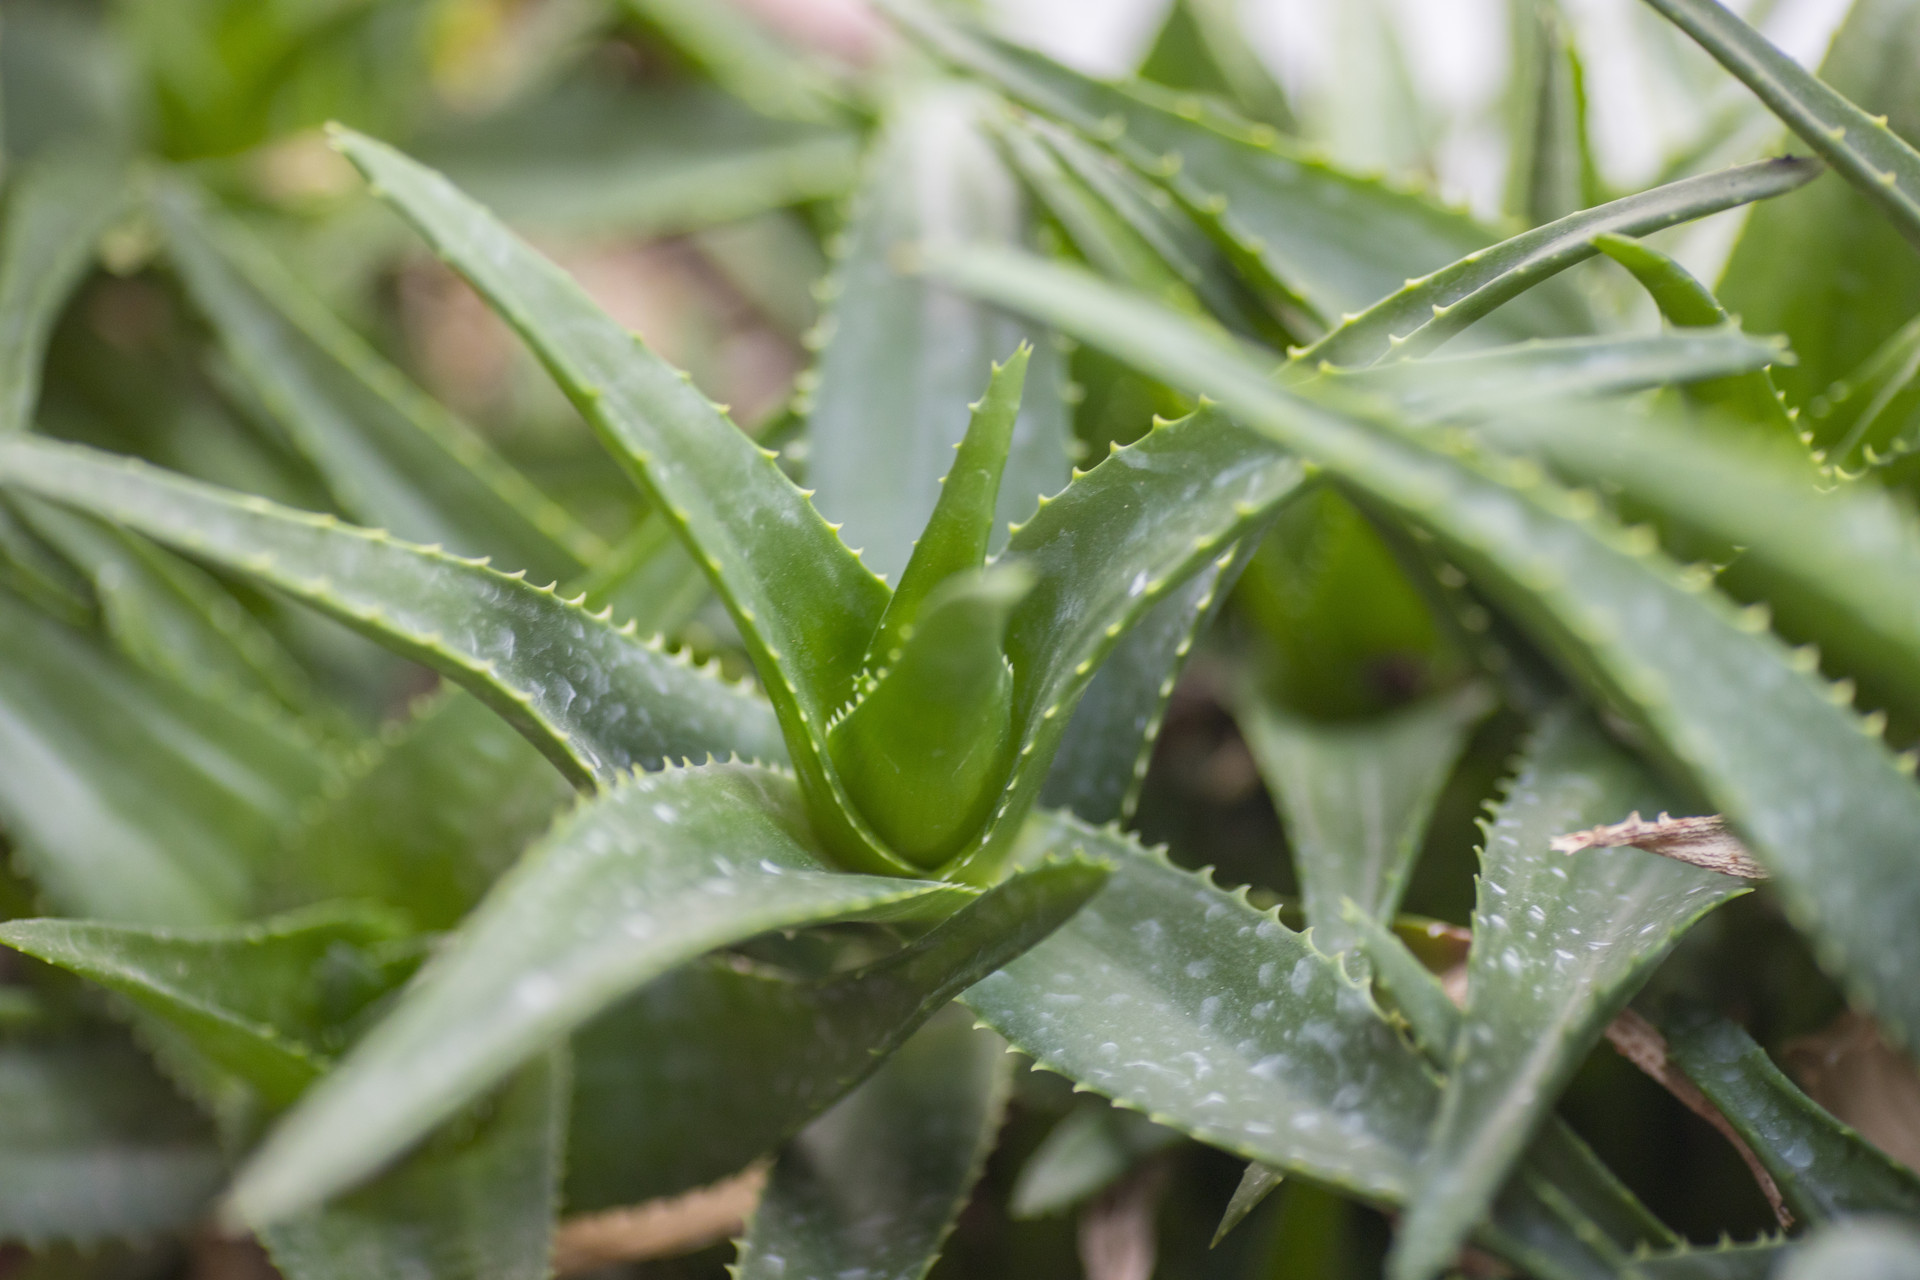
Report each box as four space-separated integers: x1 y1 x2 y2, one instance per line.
1010 1098 1183 1219
946 405 1309 882
1213 1162 1285 1245
156 185 597 582
1040 532 1264 824
0 587 324 925
1292 156 1820 368
1807 315 1920 470
1774 1219 1920 1280
0 904 415 1108
1137 0 1295 131
616 0 848 124
1506 1 1601 227
1315 329 1787 421
1641 0 1920 249
1392 711 1746 1280
1660 1008 1920 1222
932 248 1920 1053
0 149 124 433
567 856 1106 1210
228 762 975 1227
1631 1238 1795 1279
331 129 904 871
1237 683 1492 954
806 87 1068 586
0 1034 225 1246
733 1008 1010 1280
263 1053 563 1280
1715 0 1920 407
0 435 786 787
886 1 1584 341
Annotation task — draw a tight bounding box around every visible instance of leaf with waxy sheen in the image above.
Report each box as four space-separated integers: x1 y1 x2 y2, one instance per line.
930 246 1920 1055
1391 711 1746 1280
1660 1007 1920 1223
0 904 416 1108
806 88 1069 587
264 1053 563 1280
329 128 904 871
1641 0 1920 250
1291 156 1820 368
1714 0 1920 408
0 1034 225 1246
228 762 976 1227
887 1 1583 341
0 435 786 788
156 185 598 583
0 149 125 433
1237 682 1492 955
567 856 1106 1209
0 588 323 926
733 1008 1010 1280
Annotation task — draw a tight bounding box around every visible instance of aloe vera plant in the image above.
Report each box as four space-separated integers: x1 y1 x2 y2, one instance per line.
7 0 1920 1277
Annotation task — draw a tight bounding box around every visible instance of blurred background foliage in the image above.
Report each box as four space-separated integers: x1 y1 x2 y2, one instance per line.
0 0 1907 1277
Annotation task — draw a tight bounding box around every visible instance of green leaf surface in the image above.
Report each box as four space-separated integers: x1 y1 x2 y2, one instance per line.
1010 1098 1182 1219
0 149 124 433
156 184 598 582
805 87 1068 586
1292 156 1820 368
931 247 1920 1056
331 128 904 870
617 0 849 124
1630 1237 1794 1279
1774 1219 1920 1280
0 434 787 787
1213 1162 1284 1245
1806 314 1920 470
0 588 324 925
1506 1 1601 227
264 1052 563 1280
889 2 1583 341
1641 0 1920 248
1714 0 1920 407
1661 1008 1920 1223
0 903 415 1108
0 1034 224 1246
1237 683 1492 954
229 762 975 1227
567 856 1107 1210
1138 0 1295 131
733 1007 1010 1280
1392 711 1745 1280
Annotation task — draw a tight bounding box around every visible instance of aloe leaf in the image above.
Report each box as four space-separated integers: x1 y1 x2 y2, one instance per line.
0 588 324 925
1659 1007 1920 1222
885 1 1584 341
1715 0 1920 408
263 1053 563 1280
1010 1099 1182 1219
734 1008 1010 1280
1315 329 1787 421
1641 0 1920 249
155 184 599 582
1138 0 1295 131
0 149 124 433
617 0 849 124
228 762 975 1227
567 856 1107 1210
0 1034 225 1246
1632 1237 1794 1279
1507 1 1602 227
947 405 1309 882
931 247 1920 1052
1808 314 1920 470
329 129 904 872
0 904 415 1108
1237 683 1492 954
805 87 1069 586
1773 1219 1920 1280
1213 1163 1284 1244
0 434 787 787
1292 156 1820 368
1392 711 1746 1280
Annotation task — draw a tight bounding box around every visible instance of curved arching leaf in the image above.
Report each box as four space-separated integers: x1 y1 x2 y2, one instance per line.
228 763 975 1228
0 435 786 787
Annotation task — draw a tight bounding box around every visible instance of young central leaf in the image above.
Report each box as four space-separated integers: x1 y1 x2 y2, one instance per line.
827 351 1032 868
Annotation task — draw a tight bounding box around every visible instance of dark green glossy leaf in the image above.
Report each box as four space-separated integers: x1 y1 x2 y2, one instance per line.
733 1008 1010 1280
0 434 787 787
567 856 1107 1210
931 247 1920 1055
1661 1007 1920 1223
229 763 975 1227
1393 711 1745 1280
1010 1098 1182 1219
263 1053 563 1280
0 1034 224 1246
